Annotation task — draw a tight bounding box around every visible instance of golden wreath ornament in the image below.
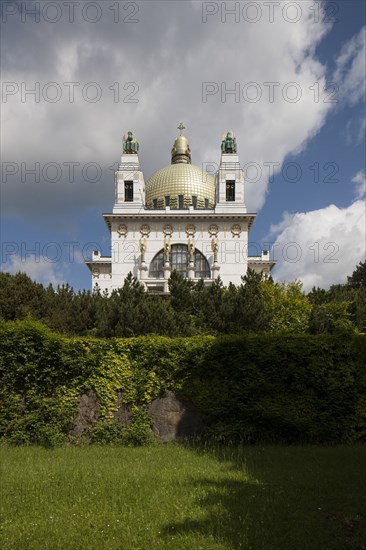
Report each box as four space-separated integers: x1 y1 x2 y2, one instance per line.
140 224 151 237
208 224 219 237
163 224 173 237
185 224 196 237
117 224 128 238
231 224 242 238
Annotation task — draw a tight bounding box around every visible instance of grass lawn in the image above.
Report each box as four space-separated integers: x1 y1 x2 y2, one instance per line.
0 444 365 549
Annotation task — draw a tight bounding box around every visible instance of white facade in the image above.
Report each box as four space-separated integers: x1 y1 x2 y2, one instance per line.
86 129 275 293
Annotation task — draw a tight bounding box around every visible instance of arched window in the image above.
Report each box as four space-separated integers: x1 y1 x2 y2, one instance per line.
149 244 211 279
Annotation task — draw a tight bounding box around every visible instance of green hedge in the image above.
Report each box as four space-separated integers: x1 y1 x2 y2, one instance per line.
0 319 365 445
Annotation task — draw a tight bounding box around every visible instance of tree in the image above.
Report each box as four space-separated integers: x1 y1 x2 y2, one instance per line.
193 277 226 334
167 271 196 335
168 271 195 312
227 269 271 333
309 301 357 335
307 286 329 305
348 261 366 288
260 279 311 333
0 272 46 321
109 273 147 337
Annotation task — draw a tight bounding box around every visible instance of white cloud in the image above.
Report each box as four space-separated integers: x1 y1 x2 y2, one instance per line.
2 255 67 287
270 200 366 290
352 170 366 200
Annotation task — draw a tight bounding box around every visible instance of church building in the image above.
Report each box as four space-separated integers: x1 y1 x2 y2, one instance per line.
86 124 275 293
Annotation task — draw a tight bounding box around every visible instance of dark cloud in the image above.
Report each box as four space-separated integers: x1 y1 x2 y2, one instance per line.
2 0 339 224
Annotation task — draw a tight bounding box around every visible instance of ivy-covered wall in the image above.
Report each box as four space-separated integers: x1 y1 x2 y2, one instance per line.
0 319 365 446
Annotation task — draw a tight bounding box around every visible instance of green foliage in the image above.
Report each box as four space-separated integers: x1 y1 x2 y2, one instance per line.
228 270 271 333
123 405 155 446
0 272 45 321
186 334 366 444
88 408 154 446
309 301 357 335
2 266 364 336
348 260 366 288
88 421 126 445
2 393 72 448
260 280 311 333
1 320 365 446
308 281 366 334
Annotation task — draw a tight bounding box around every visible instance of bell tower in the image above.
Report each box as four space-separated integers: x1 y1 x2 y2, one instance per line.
114 131 145 213
215 131 246 214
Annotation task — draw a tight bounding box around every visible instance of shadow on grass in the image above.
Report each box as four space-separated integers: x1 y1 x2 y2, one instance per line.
161 475 264 549
160 443 366 550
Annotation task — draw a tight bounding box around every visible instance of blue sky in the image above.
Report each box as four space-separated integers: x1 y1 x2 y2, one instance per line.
1 0 365 291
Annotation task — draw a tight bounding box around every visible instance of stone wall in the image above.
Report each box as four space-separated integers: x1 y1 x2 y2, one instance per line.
71 389 203 442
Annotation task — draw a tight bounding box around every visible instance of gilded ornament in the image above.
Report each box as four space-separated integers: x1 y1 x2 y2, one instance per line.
163 224 173 237
185 223 196 237
188 237 196 257
140 224 151 237
208 224 219 237
164 236 171 259
211 237 219 262
231 224 242 238
117 223 128 238
139 237 147 254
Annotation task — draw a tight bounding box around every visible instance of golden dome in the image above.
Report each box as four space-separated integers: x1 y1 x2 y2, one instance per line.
145 163 215 210
145 125 215 209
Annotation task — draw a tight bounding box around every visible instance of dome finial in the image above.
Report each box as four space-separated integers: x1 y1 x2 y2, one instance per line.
171 124 191 164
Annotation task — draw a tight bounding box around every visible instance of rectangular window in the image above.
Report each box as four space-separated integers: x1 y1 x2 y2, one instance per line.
153 199 158 209
205 198 209 209
165 195 170 207
192 195 197 209
178 194 184 209
226 180 235 202
124 180 133 202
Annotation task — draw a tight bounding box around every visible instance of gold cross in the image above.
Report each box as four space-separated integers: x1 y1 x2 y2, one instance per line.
177 122 185 135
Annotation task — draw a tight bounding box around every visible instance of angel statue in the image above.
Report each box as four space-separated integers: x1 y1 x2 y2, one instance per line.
188 238 196 259
164 237 171 261
139 237 147 261
211 237 219 263
221 131 237 154
123 131 139 154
